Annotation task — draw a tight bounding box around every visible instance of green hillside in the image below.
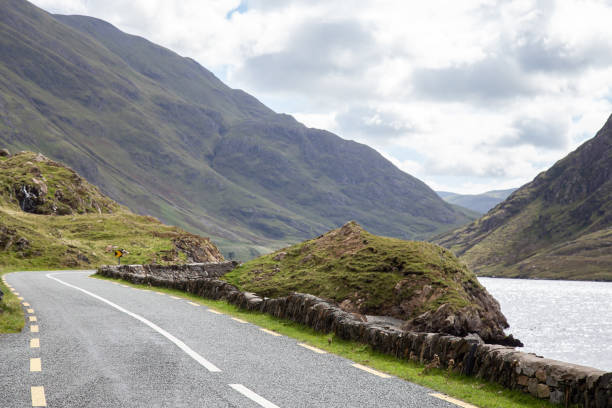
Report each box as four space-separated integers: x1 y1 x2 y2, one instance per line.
0 151 224 272
435 115 612 281
224 221 519 345
0 0 473 260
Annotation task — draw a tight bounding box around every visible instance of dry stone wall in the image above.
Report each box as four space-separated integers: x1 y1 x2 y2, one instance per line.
98 264 611 408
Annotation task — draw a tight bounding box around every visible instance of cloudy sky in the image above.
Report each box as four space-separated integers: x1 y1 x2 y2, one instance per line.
32 0 612 194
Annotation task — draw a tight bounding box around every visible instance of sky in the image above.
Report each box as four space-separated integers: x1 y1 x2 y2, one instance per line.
31 0 612 194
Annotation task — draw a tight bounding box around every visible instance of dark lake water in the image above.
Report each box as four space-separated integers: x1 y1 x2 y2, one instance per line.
478 277 612 372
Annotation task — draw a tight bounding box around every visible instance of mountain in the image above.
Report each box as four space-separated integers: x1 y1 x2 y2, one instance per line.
437 189 516 214
224 221 520 345
0 0 472 260
435 115 612 281
0 150 224 271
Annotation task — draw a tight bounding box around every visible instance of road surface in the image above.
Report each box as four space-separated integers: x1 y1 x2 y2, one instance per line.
0 270 466 407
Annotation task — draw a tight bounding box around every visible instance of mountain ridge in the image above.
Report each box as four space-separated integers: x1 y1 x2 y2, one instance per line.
437 189 516 214
0 0 473 259
435 114 612 281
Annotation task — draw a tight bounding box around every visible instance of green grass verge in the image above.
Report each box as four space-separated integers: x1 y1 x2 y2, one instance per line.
92 273 561 408
0 271 25 333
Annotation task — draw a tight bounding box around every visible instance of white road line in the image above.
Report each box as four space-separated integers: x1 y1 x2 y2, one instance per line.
351 363 391 378
170 296 181 299
231 317 247 323
259 328 281 337
207 309 223 315
46 273 221 373
30 358 42 372
297 343 327 354
429 393 479 408
229 384 280 408
187 301 200 307
31 386 47 407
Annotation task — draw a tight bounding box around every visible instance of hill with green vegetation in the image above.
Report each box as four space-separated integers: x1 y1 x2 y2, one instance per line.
437 189 516 215
0 0 473 260
435 115 612 281
224 221 520 345
0 151 224 272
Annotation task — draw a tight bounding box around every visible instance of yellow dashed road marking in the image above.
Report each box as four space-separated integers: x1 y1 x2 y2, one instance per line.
429 393 479 408
27 308 34 314
351 363 391 378
30 358 42 372
23 302 30 307
187 302 200 307
155 292 165 295
207 309 223 315
31 386 47 407
298 343 327 354
18 296 24 300
14 291 20 295
170 296 181 299
30 325 39 333
231 317 247 323
29 316 37 322
30 338 40 348
259 328 281 337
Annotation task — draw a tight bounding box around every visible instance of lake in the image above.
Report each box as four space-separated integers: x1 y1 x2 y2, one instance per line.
478 277 612 372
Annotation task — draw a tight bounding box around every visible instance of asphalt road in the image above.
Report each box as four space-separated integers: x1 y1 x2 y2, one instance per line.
0 270 466 408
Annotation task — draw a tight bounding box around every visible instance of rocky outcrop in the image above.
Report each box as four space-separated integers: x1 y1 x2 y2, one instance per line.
172 234 224 263
402 303 521 347
1 152 118 215
98 263 611 407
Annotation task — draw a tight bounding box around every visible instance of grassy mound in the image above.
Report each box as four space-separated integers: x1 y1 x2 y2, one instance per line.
224 222 517 344
0 151 224 271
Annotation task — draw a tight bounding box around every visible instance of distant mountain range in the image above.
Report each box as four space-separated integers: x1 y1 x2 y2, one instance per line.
436 115 612 281
0 0 473 259
437 189 516 214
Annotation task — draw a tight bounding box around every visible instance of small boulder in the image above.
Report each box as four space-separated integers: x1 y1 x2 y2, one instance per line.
34 153 47 162
0 148 10 157
15 237 30 251
273 251 287 261
536 384 551 399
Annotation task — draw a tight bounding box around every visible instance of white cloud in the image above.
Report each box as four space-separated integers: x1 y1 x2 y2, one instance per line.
30 0 612 194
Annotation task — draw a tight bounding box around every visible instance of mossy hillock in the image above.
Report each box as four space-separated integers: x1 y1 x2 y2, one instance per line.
223 221 520 345
0 151 224 271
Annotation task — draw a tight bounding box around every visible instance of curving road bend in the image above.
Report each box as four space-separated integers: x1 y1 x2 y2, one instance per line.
0 270 465 408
